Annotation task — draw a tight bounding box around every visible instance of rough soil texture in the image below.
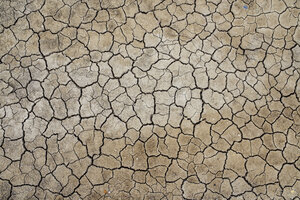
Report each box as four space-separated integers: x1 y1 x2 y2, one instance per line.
0 0 300 199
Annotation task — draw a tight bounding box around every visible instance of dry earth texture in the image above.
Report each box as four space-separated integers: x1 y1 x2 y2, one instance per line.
0 0 300 199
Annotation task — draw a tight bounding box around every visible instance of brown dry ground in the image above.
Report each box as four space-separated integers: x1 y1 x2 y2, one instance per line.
0 0 300 199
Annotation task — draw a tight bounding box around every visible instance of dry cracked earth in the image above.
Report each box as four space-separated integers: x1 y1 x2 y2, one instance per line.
0 0 300 199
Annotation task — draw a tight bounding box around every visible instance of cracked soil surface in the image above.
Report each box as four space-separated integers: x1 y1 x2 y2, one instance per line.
0 0 300 199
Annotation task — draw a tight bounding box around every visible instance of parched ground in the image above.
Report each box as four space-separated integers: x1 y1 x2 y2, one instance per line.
0 0 300 199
